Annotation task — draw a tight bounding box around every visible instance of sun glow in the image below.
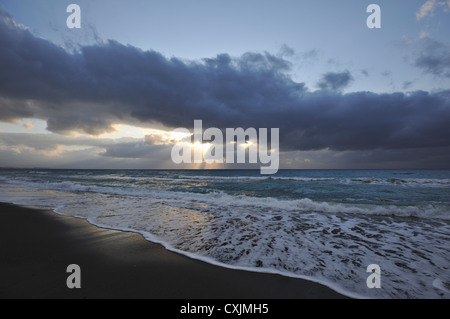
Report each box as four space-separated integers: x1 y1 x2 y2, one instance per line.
100 124 192 143
193 141 212 154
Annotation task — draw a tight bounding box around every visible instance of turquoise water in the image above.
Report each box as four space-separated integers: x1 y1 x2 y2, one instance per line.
0 169 449 298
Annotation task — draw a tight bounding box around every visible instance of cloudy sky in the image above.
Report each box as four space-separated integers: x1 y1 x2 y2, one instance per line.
0 0 449 169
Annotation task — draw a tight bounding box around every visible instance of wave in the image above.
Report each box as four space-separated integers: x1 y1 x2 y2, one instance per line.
176 175 335 182
174 174 449 186
348 177 450 187
2 176 449 220
27 170 50 174
2 177 152 198
183 193 450 220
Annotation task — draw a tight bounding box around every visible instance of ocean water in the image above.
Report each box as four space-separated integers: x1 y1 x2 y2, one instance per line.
0 169 449 298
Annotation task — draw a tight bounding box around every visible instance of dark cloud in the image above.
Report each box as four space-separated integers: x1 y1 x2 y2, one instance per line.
414 38 450 77
0 132 115 151
0 97 35 121
0 131 170 161
101 141 168 159
280 90 450 152
0 7 304 133
1 7 450 168
317 70 353 91
286 146 450 169
402 81 413 90
277 44 295 58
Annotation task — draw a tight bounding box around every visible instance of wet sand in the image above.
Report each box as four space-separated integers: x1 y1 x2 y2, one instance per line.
0 202 347 299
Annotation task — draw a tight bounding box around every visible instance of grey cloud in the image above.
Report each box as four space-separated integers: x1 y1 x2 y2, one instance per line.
284 146 450 169
0 132 117 151
0 131 165 159
101 141 169 159
278 47 318 61
0 145 161 169
403 81 413 90
277 44 295 58
317 70 353 91
0 97 36 121
414 38 450 77
101 136 172 160
0 131 173 168
280 89 450 152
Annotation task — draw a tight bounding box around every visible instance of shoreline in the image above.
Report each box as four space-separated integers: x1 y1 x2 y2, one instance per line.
0 202 348 299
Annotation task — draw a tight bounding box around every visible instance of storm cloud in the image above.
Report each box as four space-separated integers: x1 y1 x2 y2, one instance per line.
317 70 353 91
414 38 450 77
1 7 450 167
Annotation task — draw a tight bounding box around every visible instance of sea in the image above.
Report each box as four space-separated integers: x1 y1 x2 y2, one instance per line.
0 168 449 298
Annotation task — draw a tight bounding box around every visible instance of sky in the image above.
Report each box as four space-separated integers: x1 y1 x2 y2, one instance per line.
0 0 449 169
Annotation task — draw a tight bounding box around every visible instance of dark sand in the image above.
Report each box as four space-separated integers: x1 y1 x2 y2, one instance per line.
0 202 347 299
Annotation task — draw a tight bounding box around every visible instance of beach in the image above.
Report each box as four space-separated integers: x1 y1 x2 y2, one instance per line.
0 202 346 299
1 169 449 298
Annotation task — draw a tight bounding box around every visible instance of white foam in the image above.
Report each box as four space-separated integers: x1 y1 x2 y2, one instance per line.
177 174 335 182
348 177 450 187
163 190 450 220
27 170 49 174
52 194 449 299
